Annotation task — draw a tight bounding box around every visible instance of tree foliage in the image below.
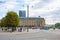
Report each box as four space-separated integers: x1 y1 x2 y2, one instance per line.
0 18 7 27
5 11 19 27
0 23 1 27
55 23 60 29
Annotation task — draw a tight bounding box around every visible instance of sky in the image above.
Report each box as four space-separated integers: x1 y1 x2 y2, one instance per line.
0 0 60 25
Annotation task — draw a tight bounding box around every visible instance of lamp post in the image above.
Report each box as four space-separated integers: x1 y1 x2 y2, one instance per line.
22 4 34 32
22 5 29 32
27 5 29 18
26 5 34 32
27 5 29 32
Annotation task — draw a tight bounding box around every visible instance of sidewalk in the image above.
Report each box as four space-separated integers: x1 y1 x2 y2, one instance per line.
0 29 40 35
0 29 60 35
40 29 60 35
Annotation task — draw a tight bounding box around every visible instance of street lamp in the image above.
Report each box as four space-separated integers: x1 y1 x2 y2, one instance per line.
22 4 34 32
27 5 29 32
27 5 29 17
22 5 29 32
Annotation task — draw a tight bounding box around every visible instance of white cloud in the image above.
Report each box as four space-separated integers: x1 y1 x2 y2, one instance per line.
29 0 60 24
0 1 18 12
4 1 18 9
31 0 60 13
24 0 42 6
0 0 60 24
0 1 18 19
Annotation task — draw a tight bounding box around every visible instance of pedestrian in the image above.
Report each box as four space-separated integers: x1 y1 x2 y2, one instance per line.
20 27 22 32
2 27 3 31
2 28 3 31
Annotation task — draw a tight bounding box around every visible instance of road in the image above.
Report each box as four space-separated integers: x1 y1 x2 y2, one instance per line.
0 29 60 40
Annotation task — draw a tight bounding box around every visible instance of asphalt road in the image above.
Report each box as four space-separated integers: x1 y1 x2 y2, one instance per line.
0 30 60 40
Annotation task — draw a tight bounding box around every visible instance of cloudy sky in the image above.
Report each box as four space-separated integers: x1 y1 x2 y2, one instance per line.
0 0 60 25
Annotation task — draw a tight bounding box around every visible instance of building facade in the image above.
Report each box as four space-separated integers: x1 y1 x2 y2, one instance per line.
19 10 45 28
19 10 26 17
19 17 45 28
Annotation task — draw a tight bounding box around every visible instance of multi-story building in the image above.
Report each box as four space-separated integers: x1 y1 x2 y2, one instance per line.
19 10 26 17
19 17 45 28
19 10 45 28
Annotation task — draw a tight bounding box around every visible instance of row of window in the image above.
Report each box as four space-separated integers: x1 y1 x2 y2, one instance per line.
19 20 44 26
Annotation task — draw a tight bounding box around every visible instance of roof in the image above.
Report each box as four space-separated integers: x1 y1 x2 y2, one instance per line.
19 17 45 20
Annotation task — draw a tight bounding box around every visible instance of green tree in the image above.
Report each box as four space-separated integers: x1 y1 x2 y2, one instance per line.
0 18 7 27
5 11 19 31
55 23 60 29
0 23 1 27
0 20 1 27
